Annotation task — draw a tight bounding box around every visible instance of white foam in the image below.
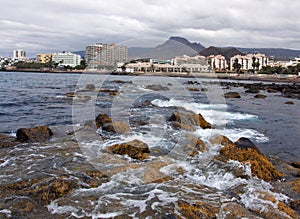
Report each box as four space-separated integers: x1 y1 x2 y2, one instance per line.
0 209 11 218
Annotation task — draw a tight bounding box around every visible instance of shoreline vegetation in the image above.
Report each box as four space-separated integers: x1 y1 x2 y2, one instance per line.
1 68 300 83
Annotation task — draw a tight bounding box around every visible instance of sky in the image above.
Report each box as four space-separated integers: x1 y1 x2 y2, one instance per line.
1 0 300 57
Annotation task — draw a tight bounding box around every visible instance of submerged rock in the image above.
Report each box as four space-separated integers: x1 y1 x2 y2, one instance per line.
254 94 267 99
223 92 241 98
219 137 284 181
145 84 169 91
108 139 150 160
0 134 18 147
16 126 53 142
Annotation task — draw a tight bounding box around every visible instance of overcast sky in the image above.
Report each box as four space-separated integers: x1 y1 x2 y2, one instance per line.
1 0 300 57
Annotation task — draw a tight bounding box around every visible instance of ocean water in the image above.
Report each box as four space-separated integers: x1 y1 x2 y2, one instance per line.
0 71 299 218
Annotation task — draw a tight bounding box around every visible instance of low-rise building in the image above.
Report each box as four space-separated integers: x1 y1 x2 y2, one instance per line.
36 54 53 63
52 52 81 68
230 54 268 71
207 55 227 71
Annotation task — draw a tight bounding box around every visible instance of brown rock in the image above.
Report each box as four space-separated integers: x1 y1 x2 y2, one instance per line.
254 94 267 99
267 88 279 93
0 134 18 148
219 203 254 219
16 126 53 142
219 140 284 181
188 87 200 92
65 91 75 97
224 92 241 98
177 200 219 218
182 133 207 157
210 135 233 146
108 139 150 160
168 111 211 131
285 101 294 105
95 113 112 129
291 161 300 169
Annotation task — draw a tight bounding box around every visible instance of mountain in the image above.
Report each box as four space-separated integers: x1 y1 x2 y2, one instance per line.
237 48 300 60
199 46 244 61
128 37 205 60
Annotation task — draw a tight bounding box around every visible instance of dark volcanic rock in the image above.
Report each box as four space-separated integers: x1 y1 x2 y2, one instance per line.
96 113 130 134
234 137 261 153
95 113 112 129
245 88 260 94
108 139 150 160
16 126 53 142
145 84 169 91
285 101 294 105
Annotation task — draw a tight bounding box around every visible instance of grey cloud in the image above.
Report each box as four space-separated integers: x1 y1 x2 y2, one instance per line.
0 0 300 56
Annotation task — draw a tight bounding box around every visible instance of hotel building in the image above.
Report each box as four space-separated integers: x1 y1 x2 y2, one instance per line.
85 43 128 69
52 52 81 68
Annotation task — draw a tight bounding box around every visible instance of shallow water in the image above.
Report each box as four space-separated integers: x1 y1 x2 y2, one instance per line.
0 72 299 218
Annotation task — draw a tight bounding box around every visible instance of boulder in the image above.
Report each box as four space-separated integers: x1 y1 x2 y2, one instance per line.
16 126 53 142
210 135 233 146
65 91 75 97
145 84 169 91
254 94 267 99
85 84 96 90
219 138 284 181
95 113 130 134
188 87 200 92
182 133 207 157
267 88 279 93
168 111 211 131
95 113 112 129
223 92 241 98
245 88 260 93
291 161 300 169
285 101 294 105
108 139 150 160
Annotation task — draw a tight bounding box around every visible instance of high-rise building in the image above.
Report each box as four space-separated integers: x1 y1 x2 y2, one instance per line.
36 54 53 63
52 52 81 68
13 49 26 61
85 43 128 69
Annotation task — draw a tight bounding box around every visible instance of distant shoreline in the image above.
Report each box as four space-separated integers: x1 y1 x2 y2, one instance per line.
1 69 300 83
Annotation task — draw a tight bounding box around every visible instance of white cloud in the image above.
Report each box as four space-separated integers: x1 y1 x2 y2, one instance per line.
0 0 299 56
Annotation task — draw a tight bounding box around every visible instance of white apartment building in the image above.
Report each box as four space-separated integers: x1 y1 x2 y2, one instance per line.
13 49 26 61
85 43 128 69
52 52 81 68
207 55 227 71
230 54 268 71
171 55 210 73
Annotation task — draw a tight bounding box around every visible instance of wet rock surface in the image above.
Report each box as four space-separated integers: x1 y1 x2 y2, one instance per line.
223 92 241 98
16 126 53 142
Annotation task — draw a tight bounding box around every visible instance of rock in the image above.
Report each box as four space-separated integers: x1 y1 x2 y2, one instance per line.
291 161 300 169
234 137 261 153
188 87 200 92
224 92 241 98
145 84 169 91
168 111 211 131
290 200 300 212
245 88 260 93
210 135 233 146
254 94 267 99
16 126 53 142
108 139 150 160
182 133 207 157
218 203 254 219
95 113 112 129
111 80 133 84
85 84 96 90
65 91 75 97
219 138 284 181
285 101 294 105
102 121 130 134
267 88 279 93
177 200 219 218
0 134 18 147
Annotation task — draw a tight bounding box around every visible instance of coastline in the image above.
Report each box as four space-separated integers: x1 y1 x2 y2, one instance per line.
1 68 300 83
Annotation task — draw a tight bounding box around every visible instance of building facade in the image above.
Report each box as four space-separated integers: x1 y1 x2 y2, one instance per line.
13 49 26 61
85 43 128 69
207 55 227 71
52 52 81 67
230 54 268 71
172 55 210 73
36 54 53 63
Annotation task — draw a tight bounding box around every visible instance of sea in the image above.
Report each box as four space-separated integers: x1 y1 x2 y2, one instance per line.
0 71 299 218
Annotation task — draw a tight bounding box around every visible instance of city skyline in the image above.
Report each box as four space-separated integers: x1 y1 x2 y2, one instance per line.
1 0 300 57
